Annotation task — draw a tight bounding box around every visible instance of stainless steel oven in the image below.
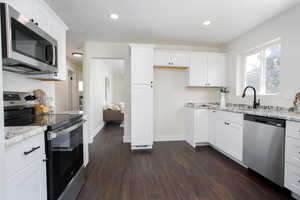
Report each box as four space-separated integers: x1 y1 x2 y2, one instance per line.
46 118 85 200
0 3 58 74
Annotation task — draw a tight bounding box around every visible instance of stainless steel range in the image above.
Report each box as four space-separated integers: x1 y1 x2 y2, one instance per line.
4 91 86 200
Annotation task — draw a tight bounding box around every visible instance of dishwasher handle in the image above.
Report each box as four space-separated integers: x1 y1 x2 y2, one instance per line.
244 114 286 128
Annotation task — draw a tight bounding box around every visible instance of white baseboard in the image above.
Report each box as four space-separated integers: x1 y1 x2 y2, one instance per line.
123 134 184 143
89 123 104 144
154 134 184 142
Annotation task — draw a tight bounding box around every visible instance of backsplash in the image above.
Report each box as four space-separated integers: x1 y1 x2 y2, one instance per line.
2 71 55 100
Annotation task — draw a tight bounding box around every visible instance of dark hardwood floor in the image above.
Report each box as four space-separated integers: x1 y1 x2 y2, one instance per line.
77 124 292 200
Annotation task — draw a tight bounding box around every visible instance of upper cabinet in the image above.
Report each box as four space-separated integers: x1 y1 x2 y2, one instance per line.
154 50 190 68
130 44 154 84
5 0 68 81
186 53 226 87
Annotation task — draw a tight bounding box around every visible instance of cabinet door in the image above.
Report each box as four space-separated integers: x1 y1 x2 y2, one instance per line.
188 54 207 86
154 50 190 67
154 51 172 66
5 160 46 200
131 47 154 84
208 110 217 146
207 54 226 87
195 109 209 143
171 53 190 67
131 84 153 146
215 119 228 152
227 122 243 161
184 107 196 147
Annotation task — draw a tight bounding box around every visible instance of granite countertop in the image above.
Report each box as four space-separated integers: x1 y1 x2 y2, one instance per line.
185 102 300 122
5 126 47 148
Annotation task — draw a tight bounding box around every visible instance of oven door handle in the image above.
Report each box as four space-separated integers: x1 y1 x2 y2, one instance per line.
47 120 85 140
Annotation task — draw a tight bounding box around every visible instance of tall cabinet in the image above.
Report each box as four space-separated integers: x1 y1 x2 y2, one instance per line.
130 44 154 150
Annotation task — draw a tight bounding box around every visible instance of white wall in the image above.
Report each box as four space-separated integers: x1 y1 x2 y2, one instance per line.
224 4 300 107
154 68 219 140
3 72 55 100
55 59 82 112
83 42 129 142
111 72 125 103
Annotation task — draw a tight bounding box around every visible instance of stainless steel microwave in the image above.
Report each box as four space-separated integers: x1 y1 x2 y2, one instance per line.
0 3 58 75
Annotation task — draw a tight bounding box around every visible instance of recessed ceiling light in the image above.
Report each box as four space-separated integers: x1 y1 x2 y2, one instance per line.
110 13 119 20
72 52 83 58
202 20 211 26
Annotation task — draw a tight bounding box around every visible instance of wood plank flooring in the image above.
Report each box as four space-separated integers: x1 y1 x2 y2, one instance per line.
77 124 292 200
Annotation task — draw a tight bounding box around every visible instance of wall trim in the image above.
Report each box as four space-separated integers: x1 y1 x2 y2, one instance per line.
123 134 185 143
89 123 104 143
154 134 185 142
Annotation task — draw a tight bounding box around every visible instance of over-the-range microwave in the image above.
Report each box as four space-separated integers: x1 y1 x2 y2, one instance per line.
0 3 58 75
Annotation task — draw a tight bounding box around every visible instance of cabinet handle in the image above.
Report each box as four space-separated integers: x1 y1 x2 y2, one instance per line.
30 18 34 23
35 22 39 26
24 146 40 155
224 122 230 126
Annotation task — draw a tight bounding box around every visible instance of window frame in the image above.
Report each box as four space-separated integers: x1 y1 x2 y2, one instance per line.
241 39 281 96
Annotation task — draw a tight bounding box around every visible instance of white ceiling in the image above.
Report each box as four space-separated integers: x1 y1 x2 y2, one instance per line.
45 0 300 58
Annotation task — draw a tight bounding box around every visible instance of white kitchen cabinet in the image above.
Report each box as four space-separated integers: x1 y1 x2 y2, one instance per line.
131 84 154 149
208 110 217 146
187 54 207 86
215 112 243 161
131 46 154 84
187 53 226 87
5 133 47 200
184 107 208 148
5 0 68 81
130 44 154 150
5 160 46 200
207 54 226 87
154 50 190 68
285 121 300 198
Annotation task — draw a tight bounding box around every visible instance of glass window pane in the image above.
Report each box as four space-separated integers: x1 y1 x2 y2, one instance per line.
264 44 281 94
245 53 261 94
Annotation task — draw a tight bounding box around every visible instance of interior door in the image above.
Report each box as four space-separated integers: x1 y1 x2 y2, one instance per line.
188 54 207 86
207 54 226 86
131 47 154 85
131 84 153 146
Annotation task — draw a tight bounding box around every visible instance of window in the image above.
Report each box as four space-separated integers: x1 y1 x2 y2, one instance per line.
243 41 281 95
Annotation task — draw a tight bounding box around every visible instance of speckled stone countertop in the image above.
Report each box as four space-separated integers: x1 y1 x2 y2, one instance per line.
5 126 47 148
185 102 300 122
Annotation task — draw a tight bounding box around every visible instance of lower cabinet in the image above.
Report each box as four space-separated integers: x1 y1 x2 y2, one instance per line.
5 160 47 200
285 121 300 198
5 133 47 200
185 107 243 162
215 112 243 162
184 107 208 148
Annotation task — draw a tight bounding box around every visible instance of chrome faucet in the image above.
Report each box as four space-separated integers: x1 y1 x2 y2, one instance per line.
242 86 260 109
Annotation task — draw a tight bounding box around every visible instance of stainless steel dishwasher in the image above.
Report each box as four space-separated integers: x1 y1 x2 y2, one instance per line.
243 114 286 186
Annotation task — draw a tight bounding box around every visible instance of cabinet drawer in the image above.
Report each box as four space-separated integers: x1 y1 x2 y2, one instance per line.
286 137 300 168
216 111 243 125
5 134 44 178
287 121 300 140
285 163 300 195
